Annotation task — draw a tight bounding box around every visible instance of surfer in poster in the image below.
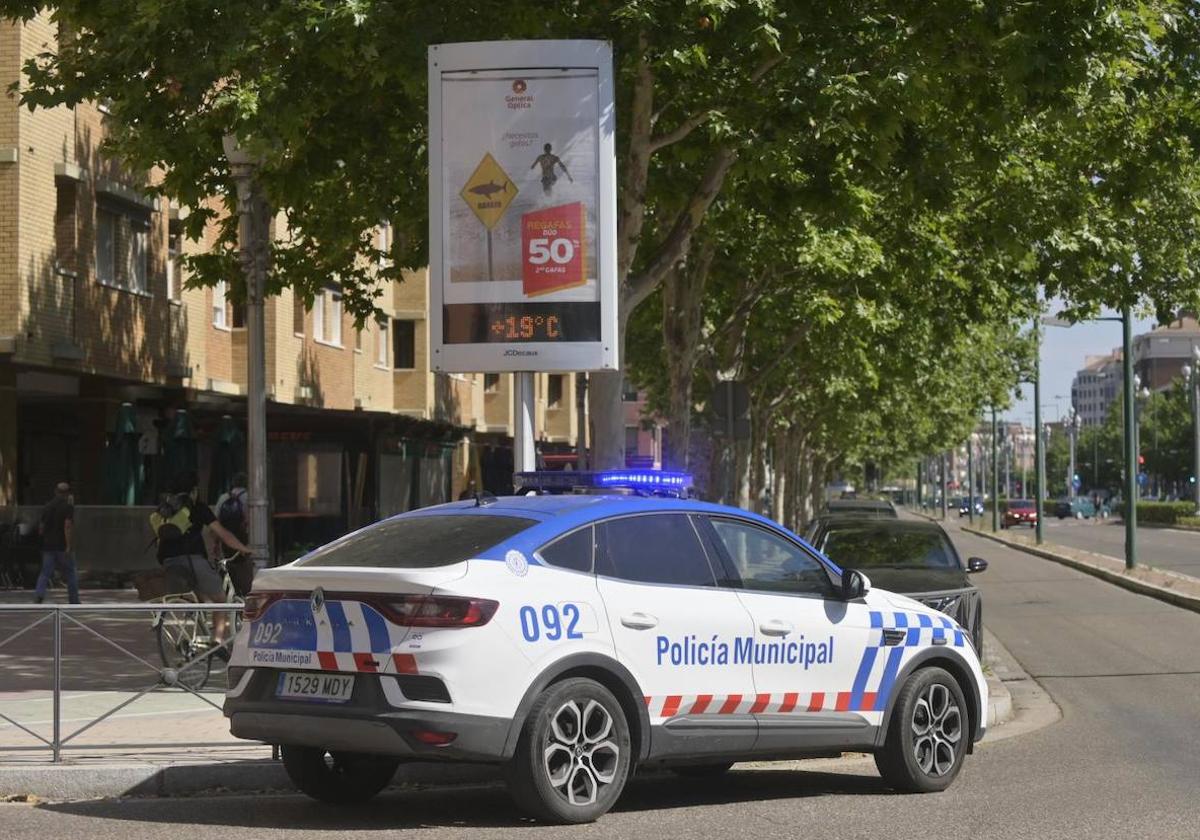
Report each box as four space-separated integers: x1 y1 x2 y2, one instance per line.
531 143 573 195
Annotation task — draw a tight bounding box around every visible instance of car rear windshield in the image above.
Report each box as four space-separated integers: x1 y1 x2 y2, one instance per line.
820 528 957 570
295 514 537 568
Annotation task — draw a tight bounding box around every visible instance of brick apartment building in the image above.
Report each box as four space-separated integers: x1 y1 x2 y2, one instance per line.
0 13 588 569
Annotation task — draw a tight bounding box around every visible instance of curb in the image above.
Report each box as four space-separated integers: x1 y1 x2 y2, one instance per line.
0 758 501 802
964 526 1200 616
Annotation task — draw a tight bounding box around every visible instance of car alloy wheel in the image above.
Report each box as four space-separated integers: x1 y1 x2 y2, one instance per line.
542 699 621 806
910 682 962 777
875 666 969 792
505 677 632 823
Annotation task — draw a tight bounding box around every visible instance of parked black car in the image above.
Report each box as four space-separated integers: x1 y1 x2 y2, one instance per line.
822 498 898 519
805 517 987 651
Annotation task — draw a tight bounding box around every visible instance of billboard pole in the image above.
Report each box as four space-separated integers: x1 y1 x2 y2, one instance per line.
514 372 537 484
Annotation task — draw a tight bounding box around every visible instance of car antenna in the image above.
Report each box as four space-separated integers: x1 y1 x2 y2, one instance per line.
474 491 497 507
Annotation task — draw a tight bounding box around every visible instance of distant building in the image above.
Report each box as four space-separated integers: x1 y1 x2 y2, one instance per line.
1071 351 1123 427
1132 315 1200 391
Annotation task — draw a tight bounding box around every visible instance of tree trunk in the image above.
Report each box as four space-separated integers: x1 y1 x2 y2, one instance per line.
662 244 713 470
772 430 789 524
589 368 625 470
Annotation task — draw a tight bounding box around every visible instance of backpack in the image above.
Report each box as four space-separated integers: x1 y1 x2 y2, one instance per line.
217 489 247 539
149 493 192 544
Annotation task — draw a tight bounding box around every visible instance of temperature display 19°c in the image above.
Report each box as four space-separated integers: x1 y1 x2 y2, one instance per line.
492 314 561 341
442 301 601 344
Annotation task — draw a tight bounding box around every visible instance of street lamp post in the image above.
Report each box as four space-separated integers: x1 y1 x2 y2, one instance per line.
1066 407 1081 499
991 407 1000 531
1042 308 1137 568
1033 322 1045 544
1183 347 1200 515
940 453 948 520
223 134 272 572
967 436 975 526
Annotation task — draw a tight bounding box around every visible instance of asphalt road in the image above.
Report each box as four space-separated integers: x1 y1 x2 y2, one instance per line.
4 520 1200 838
1031 516 1200 577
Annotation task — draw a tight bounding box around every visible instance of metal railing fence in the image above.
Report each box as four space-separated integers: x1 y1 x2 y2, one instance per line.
0 602 245 762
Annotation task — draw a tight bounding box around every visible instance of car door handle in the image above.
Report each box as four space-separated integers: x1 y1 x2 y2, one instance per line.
620 612 659 630
759 620 794 637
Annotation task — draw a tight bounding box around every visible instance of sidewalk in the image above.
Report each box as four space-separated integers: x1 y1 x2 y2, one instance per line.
0 633 1033 803
961 522 1200 615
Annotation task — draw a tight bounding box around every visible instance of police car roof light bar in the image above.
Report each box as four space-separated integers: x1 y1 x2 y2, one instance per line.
514 470 693 497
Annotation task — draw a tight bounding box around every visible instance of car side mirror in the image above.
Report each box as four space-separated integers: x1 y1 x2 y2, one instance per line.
841 568 871 600
967 557 988 573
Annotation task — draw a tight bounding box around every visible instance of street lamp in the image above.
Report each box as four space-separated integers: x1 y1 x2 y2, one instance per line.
223 133 272 572
1066 406 1082 499
1182 346 1200 515
1133 374 1150 501
1042 307 1138 569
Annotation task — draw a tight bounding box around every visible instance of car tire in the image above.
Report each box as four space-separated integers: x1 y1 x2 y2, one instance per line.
874 667 969 793
280 744 399 804
505 677 632 824
670 762 735 778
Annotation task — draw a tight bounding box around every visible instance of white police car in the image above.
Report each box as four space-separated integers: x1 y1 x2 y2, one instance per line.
224 471 987 823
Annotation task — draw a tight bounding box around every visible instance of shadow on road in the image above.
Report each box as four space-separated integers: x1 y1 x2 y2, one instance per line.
36 768 893 829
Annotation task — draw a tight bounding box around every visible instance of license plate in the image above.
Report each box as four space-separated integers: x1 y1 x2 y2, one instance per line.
276 671 355 703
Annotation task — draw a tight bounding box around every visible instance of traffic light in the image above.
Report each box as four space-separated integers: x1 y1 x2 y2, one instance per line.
1138 455 1145 465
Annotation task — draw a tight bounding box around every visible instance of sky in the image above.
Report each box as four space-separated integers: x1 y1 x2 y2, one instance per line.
1002 305 1158 428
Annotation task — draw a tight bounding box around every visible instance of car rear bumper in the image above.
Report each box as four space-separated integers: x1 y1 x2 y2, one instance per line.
224 668 511 762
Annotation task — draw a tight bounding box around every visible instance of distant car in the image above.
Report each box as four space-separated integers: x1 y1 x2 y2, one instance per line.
1002 500 1037 528
823 499 898 519
1053 498 1109 519
808 517 987 652
957 498 984 518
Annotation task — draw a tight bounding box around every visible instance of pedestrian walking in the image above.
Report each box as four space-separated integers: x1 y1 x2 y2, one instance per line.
34 481 79 604
151 470 251 644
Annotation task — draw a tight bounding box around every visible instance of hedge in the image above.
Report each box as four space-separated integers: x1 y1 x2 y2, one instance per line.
1136 502 1197 525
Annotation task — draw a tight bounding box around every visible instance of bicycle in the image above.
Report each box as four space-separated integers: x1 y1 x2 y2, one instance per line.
151 554 245 691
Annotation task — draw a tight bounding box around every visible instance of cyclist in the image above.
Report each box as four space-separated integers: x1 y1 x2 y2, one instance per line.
151 470 251 646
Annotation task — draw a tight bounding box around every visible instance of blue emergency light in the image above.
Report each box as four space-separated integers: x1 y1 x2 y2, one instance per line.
515 470 694 498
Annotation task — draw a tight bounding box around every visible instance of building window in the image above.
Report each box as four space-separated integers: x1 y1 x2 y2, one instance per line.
313 288 343 346
293 295 305 335
55 181 77 275
621 378 639 402
166 229 182 301
624 425 640 458
377 222 391 270
375 316 389 367
95 208 117 285
393 319 415 369
548 374 564 408
484 373 500 393
212 279 228 328
127 224 148 293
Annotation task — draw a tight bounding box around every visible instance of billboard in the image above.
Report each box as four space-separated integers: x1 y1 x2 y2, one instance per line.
428 40 617 372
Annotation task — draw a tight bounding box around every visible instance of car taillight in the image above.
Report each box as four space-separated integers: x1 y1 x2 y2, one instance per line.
242 592 282 621
377 596 499 628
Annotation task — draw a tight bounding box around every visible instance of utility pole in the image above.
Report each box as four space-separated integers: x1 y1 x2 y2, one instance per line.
1033 320 1045 545
224 135 271 571
1122 305 1137 569
1185 349 1200 515
991 408 999 531
940 453 948 520
967 437 975 526
575 372 589 471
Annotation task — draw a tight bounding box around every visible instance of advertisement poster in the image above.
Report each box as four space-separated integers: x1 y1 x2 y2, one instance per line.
429 41 616 372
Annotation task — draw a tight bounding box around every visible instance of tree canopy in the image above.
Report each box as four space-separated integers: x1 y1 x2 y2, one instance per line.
6 1 1200 519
